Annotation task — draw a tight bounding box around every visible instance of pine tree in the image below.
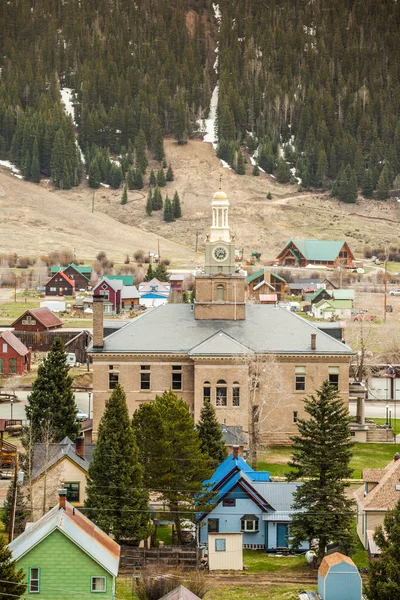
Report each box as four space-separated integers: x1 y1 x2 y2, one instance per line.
163 195 174 222
162 158 167 169
132 391 212 544
127 168 135 190
85 385 150 543
288 381 355 565
366 498 400 599
121 185 128 205
23 149 31 180
149 169 156 187
157 168 166 187
235 150 246 174
30 138 40 183
88 160 101 188
376 166 390 200
362 168 374 198
315 149 328 187
0 535 26 598
252 161 260 176
154 262 170 282
134 167 143 190
146 190 153 216
109 163 123 189
152 185 163 210
150 116 164 161
166 164 174 181
135 129 148 174
277 157 290 183
26 337 79 442
197 400 228 469
173 95 190 144
144 263 154 281
3 482 28 537
267 191 272 199
172 191 182 219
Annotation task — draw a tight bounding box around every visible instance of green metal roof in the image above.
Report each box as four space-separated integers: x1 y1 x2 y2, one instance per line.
285 239 346 261
315 299 352 310
107 275 134 285
246 269 286 284
50 262 92 275
289 247 301 260
309 288 331 302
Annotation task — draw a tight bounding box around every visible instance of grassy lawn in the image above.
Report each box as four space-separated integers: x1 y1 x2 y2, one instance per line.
0 300 40 324
156 524 173 546
243 550 306 574
386 262 400 275
259 443 399 480
205 585 317 599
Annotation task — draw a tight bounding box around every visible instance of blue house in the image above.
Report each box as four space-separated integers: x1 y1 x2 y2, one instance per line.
198 449 309 552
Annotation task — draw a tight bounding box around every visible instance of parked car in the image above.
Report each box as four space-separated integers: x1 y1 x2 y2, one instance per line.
389 289 400 296
76 409 89 422
353 313 375 322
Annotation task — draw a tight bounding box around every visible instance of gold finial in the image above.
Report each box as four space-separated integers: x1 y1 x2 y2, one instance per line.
219 174 222 190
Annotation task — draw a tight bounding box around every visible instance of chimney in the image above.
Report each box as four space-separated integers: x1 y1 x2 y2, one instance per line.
75 435 84 458
232 445 239 460
394 453 400 461
311 333 316 350
93 295 104 349
58 488 67 510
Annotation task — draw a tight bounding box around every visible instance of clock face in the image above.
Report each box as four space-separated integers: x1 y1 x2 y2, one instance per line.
213 246 228 261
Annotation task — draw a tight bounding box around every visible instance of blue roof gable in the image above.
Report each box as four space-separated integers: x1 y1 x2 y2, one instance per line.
204 452 257 490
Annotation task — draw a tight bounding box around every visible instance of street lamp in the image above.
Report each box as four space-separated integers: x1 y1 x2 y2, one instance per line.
10 397 14 422
88 392 92 421
386 404 389 426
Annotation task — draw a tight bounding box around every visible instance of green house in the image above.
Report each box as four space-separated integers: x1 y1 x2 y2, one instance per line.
9 490 120 599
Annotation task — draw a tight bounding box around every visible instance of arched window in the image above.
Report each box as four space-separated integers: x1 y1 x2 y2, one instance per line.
0 358 3 374
216 285 225 302
216 379 227 406
203 381 211 403
232 382 240 407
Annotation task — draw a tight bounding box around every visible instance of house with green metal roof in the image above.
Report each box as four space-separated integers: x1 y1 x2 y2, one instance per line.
50 263 92 291
276 239 354 268
312 299 352 320
246 268 287 301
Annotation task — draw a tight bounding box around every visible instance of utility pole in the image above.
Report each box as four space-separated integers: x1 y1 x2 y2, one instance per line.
384 247 388 321
8 453 18 543
195 232 199 253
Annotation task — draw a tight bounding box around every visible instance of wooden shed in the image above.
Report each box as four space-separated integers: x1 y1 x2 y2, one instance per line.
318 552 362 600
208 532 243 571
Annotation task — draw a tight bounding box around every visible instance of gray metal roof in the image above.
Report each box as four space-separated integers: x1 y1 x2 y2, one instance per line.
9 502 120 577
92 304 354 356
32 438 94 480
249 480 303 519
159 585 201 600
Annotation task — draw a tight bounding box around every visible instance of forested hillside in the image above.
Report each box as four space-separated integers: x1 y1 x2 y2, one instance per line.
216 0 400 200
1 0 400 202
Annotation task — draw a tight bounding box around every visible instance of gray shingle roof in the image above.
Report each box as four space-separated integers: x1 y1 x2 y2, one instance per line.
32 438 95 480
93 304 353 356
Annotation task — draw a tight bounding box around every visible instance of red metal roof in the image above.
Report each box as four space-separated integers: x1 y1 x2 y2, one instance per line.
11 308 63 329
0 330 30 355
46 270 75 288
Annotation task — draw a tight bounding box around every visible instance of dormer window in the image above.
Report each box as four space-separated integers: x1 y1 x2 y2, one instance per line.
150 285 158 292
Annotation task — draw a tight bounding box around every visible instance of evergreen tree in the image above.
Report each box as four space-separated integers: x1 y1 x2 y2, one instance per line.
347 168 358 203
30 138 40 183
135 129 148 174
162 158 167 169
252 161 260 176
88 160 101 189
235 150 246 174
172 190 182 219
149 169 156 187
146 190 153 216
197 400 228 469
366 498 400 599
127 168 135 190
154 262 170 282
316 149 328 187
132 391 212 544
173 95 191 144
163 195 174 222
157 168 166 187
23 149 31 180
144 263 154 281
85 385 150 543
277 157 290 183
3 482 28 537
152 185 163 210
376 166 390 200
133 167 143 190
288 381 355 565
26 338 79 442
0 535 26 598
166 164 174 182
267 191 272 199
150 117 164 162
121 184 128 205
362 168 374 198
109 163 123 189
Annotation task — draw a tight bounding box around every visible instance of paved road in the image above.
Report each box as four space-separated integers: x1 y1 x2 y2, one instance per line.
349 399 400 421
0 391 91 423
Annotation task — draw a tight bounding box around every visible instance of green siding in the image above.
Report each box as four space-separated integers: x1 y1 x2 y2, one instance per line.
16 529 115 599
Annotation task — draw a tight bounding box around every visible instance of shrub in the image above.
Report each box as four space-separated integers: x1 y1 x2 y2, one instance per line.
134 250 145 262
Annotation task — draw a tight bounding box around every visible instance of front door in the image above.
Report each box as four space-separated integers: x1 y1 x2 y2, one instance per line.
277 523 289 548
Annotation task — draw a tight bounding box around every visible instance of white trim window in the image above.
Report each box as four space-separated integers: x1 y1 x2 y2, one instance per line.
29 567 40 593
91 576 106 592
240 516 259 532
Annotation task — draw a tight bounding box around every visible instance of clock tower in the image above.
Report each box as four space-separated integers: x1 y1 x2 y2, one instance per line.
194 188 246 320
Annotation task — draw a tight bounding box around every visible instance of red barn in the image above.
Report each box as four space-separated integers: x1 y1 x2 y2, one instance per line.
45 270 75 296
12 308 63 332
0 330 31 375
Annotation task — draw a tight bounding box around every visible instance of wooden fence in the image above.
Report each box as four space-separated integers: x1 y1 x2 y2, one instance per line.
119 545 199 574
